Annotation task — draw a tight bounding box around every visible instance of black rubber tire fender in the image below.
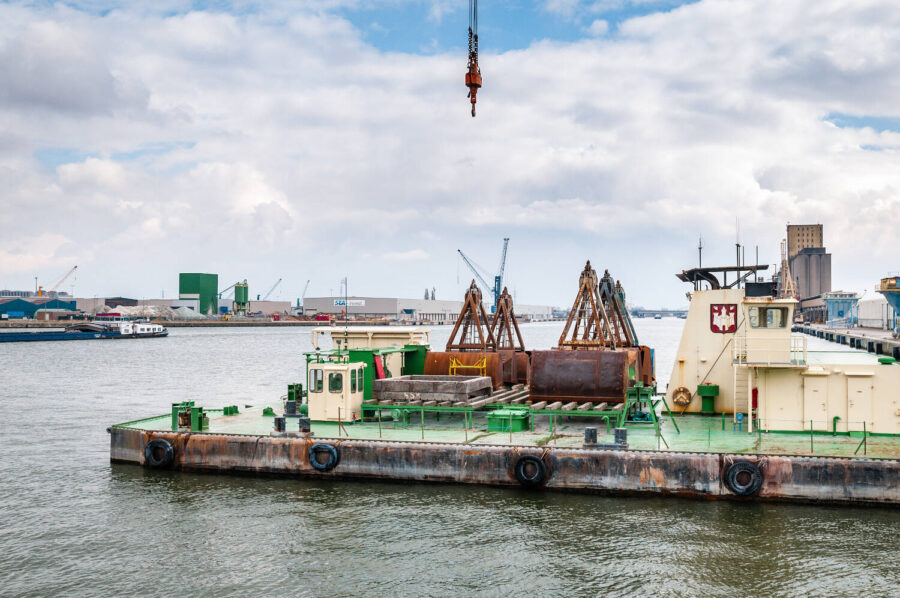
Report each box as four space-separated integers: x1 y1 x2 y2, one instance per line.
309 443 340 472
514 454 548 487
144 438 175 468
724 461 763 496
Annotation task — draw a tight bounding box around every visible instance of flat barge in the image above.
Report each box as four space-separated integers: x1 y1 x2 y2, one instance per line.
109 261 899 506
110 403 898 505
1 320 167 342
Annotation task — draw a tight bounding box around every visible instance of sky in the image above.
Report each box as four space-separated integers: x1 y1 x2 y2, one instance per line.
1 0 898 309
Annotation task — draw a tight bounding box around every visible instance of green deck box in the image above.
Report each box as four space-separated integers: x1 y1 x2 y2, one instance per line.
487 409 530 433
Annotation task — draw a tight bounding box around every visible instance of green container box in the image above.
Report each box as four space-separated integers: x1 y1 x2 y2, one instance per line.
487 409 530 433
697 384 719 397
697 384 719 414
287 383 305 402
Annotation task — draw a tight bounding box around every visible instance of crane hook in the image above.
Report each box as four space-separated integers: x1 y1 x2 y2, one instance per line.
465 9 481 118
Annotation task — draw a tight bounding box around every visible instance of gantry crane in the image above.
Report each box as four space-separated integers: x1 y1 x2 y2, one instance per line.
457 238 509 312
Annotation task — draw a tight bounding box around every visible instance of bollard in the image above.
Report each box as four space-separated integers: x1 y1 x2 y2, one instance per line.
584 427 598 445
614 427 627 445
274 416 286 433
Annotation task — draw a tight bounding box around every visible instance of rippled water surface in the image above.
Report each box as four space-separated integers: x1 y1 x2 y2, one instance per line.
1 320 897 597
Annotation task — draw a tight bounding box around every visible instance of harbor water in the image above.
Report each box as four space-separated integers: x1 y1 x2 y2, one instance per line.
1 320 897 597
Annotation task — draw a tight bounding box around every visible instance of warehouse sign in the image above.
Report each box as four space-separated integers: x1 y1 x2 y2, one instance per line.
334 299 365 307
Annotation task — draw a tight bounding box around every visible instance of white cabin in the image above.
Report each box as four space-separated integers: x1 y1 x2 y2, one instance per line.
307 361 367 422
668 287 900 434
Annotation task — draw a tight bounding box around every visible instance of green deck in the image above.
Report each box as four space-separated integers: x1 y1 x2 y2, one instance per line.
114 403 899 460
805 350 884 365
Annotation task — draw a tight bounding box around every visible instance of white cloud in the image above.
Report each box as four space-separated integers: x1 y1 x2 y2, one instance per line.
382 249 429 261
0 233 75 273
586 19 609 36
0 0 898 305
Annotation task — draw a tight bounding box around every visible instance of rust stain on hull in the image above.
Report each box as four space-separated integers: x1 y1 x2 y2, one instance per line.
110 428 900 506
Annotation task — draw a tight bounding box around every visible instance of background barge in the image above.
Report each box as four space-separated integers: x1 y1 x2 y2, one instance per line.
1 320 167 342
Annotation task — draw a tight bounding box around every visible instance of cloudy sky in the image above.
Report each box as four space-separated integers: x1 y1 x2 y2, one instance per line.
1 0 898 308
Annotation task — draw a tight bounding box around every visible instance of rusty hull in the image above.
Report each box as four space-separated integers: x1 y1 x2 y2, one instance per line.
530 349 640 403
110 427 899 506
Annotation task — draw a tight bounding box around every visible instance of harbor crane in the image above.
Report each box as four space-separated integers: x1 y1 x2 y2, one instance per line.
259 278 282 301
298 279 310 311
38 265 77 297
457 238 509 312
301 280 310 304
465 0 482 116
218 282 237 299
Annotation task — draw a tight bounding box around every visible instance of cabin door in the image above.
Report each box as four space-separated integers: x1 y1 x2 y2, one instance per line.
846 376 873 432
802 376 828 431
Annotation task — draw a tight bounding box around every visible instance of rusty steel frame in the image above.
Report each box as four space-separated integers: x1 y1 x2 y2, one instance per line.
489 287 525 352
558 261 618 350
598 269 637 347
446 280 497 352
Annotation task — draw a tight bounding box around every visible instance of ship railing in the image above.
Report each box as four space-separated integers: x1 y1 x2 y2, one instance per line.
733 334 807 367
683 416 876 457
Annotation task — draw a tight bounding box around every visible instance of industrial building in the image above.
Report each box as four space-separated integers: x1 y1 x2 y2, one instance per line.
0 298 77 319
786 223 823 259
179 273 219 315
1 289 72 298
858 295 896 330
303 296 554 323
786 223 831 299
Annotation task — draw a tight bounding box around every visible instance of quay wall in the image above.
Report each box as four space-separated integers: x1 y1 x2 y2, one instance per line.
111 428 899 506
799 325 900 360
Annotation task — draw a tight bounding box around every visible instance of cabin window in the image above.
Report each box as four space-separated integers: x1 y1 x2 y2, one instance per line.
351 370 358 393
748 306 788 328
309 369 324 393
329 373 343 393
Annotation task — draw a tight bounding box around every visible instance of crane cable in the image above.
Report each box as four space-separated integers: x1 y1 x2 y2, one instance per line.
465 0 482 117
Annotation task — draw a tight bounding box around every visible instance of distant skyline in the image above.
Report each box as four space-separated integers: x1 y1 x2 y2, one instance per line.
1 1 898 308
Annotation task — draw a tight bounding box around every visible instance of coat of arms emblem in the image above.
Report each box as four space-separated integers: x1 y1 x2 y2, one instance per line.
710 304 737 333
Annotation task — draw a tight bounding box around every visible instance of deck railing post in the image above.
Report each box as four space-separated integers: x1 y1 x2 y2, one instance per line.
464 410 468 443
